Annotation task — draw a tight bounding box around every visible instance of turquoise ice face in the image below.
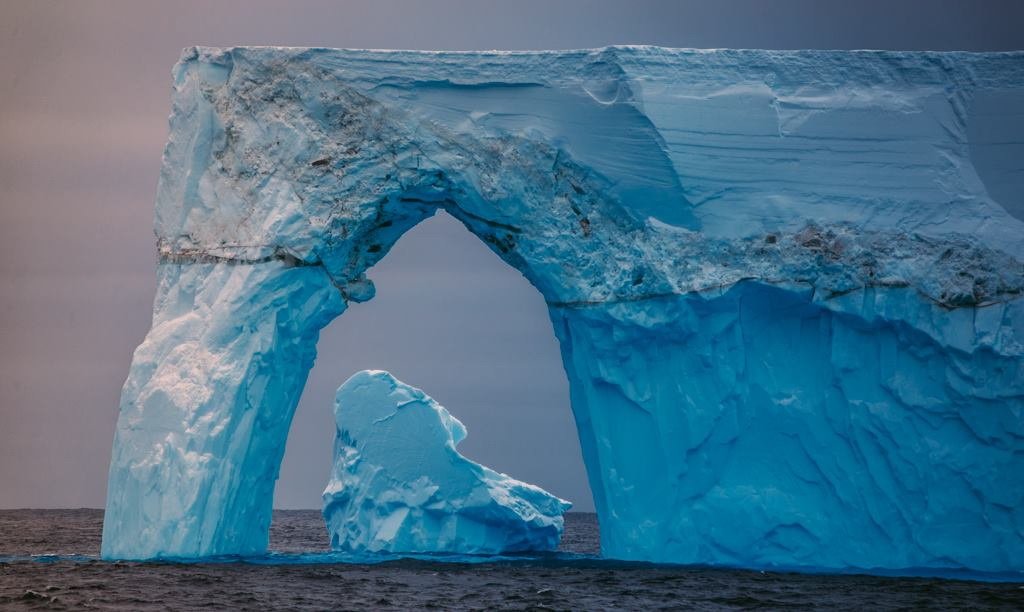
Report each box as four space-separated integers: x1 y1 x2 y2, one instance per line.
103 46 1024 573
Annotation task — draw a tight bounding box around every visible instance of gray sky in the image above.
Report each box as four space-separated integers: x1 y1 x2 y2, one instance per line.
1 1 1022 512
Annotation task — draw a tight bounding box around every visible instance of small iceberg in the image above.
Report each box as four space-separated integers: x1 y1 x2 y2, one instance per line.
322 370 572 554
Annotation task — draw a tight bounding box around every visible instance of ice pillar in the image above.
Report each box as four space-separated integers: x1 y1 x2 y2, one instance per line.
101 262 343 559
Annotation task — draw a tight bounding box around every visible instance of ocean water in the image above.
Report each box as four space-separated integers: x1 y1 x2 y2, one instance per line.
1 509 1022 610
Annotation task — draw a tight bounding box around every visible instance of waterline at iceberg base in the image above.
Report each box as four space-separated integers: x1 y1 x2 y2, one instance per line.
102 46 1024 573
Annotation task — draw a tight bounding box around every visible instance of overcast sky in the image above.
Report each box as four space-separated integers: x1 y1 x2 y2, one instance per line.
1 1 1023 512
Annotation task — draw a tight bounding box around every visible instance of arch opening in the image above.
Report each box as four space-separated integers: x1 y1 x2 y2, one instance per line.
274 210 593 525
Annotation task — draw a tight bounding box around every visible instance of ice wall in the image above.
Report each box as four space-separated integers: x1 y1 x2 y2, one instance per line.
323 370 570 554
103 46 1024 571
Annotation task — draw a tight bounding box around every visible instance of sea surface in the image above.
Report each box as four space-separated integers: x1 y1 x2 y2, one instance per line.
1 509 1022 610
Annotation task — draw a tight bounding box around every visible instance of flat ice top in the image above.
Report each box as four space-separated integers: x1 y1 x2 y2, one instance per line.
183 45 1024 87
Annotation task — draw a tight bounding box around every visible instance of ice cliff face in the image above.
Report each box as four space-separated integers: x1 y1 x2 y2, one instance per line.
322 370 570 554
103 46 1024 572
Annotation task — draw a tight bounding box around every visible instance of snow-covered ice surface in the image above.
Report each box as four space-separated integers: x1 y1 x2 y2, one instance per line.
322 370 570 554
103 47 1024 573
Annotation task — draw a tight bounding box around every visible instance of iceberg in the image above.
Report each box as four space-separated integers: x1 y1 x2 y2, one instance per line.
102 46 1024 572
322 370 570 554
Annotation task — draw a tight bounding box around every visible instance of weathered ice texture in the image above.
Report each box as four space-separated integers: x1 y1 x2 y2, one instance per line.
323 370 570 554
103 46 1024 572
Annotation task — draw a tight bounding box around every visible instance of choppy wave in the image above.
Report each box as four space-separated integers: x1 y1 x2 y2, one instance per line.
2 509 1022 610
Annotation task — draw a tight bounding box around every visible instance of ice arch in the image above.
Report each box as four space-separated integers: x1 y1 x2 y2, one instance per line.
103 47 1024 571
273 211 587 512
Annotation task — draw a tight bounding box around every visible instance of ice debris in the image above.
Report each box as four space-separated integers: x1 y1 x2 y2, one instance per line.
322 370 571 554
